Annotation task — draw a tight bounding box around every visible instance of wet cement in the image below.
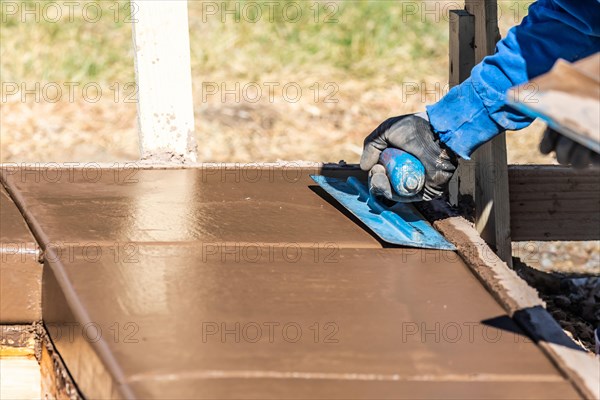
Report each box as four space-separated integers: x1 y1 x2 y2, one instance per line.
0 186 41 323
1 167 379 248
2 166 582 399
42 245 578 399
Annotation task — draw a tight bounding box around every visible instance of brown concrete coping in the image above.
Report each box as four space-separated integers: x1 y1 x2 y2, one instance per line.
43 245 579 399
0 185 41 323
1 166 380 249
1 165 582 398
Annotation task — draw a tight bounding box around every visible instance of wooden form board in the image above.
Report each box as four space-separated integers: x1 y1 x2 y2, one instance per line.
131 0 198 163
509 165 600 241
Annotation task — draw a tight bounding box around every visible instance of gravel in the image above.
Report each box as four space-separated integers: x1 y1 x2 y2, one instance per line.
513 258 599 353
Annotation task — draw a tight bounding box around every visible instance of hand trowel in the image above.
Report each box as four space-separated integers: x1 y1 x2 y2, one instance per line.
311 148 455 251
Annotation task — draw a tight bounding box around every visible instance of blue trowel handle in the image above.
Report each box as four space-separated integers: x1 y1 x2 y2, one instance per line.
379 148 426 197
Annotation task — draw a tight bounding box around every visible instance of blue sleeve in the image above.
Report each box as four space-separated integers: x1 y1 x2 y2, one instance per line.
426 0 600 159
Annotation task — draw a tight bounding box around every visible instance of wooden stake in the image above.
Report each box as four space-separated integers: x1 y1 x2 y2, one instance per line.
448 10 475 206
464 0 512 266
449 10 475 88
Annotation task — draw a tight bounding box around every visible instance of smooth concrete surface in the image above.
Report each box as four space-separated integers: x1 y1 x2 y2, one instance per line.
42 245 580 399
2 167 582 399
0 186 41 323
1 167 380 248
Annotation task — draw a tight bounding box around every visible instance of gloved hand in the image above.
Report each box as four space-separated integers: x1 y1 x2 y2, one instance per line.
360 113 458 202
539 128 600 169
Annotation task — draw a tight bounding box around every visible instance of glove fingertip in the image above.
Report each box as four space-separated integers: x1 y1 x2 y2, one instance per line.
539 129 558 155
571 146 597 169
360 148 382 171
539 141 552 155
591 153 600 167
368 170 392 198
555 136 575 166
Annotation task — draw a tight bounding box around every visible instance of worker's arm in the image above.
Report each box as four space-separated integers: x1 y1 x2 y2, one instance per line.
426 0 600 160
362 0 600 201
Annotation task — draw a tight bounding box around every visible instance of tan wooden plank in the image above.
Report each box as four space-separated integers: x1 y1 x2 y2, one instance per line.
0 357 41 400
507 54 600 153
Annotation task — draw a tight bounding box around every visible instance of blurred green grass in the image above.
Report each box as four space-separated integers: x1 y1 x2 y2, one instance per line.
1 0 135 83
1 0 449 86
188 0 448 80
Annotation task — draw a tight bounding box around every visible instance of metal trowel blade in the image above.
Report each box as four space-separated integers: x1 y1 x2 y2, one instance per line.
311 175 456 251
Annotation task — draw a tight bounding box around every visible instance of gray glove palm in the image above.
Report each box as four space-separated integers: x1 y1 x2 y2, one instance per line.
360 114 458 202
539 128 600 169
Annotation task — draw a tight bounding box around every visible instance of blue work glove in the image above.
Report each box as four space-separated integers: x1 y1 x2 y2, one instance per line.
539 128 600 169
360 114 458 202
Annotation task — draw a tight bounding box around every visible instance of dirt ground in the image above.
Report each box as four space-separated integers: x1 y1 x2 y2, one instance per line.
0 83 558 165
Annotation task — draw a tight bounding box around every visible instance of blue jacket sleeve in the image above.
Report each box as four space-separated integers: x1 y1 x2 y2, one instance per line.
426 0 600 159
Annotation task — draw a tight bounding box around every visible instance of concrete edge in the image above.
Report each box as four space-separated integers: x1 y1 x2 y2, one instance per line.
0 181 44 324
423 201 600 400
0 177 51 251
0 178 44 257
42 247 133 399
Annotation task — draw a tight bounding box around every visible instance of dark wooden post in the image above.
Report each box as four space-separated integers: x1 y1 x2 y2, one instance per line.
450 0 512 266
448 10 476 206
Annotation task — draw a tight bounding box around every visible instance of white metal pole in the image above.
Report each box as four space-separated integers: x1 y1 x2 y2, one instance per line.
131 0 197 163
